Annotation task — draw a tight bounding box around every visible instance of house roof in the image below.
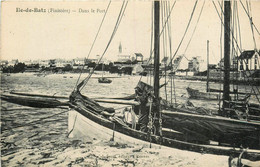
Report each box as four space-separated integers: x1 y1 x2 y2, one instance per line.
161 57 169 62
239 50 256 60
135 53 143 57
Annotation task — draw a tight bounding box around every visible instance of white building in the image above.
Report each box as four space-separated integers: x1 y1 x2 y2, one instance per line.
39 60 50 68
238 50 259 71
56 59 72 68
73 58 86 66
8 59 19 66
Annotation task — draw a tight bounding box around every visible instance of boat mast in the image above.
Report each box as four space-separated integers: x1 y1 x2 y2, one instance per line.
154 1 162 136
207 40 209 92
154 1 160 100
102 63 104 78
223 1 231 112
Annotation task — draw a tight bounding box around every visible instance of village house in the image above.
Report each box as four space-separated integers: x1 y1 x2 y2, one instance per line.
134 53 144 63
72 58 86 69
55 59 73 68
188 57 200 72
39 60 50 68
8 59 19 67
0 60 8 67
161 57 170 67
238 50 259 71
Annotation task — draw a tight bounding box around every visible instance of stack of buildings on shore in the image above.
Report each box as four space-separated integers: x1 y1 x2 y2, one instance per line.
1 42 259 82
208 50 259 81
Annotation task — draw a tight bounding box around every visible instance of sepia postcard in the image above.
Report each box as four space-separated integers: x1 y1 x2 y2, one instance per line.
1 0 260 166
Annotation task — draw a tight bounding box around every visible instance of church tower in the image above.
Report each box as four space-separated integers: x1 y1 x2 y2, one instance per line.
119 42 122 54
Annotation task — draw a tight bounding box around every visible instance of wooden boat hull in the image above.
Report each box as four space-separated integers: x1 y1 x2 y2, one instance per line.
186 87 220 100
69 109 152 147
1 93 68 108
162 110 260 149
68 98 260 161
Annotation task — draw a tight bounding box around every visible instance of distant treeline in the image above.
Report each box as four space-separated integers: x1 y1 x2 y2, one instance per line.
2 63 27 73
1 62 133 75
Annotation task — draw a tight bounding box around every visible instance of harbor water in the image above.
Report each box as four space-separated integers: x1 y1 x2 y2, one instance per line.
1 73 257 166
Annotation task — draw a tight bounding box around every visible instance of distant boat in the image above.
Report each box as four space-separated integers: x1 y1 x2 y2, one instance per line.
35 73 47 77
98 63 112 83
98 77 112 83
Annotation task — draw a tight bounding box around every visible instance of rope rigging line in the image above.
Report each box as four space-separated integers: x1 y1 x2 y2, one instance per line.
162 1 168 101
167 0 198 68
212 0 260 103
149 3 154 86
148 2 154 86
218 0 223 111
221 1 260 100
156 0 198 81
236 1 243 50
78 1 128 91
158 0 198 85
214 1 242 54
239 0 260 36
165 1 175 105
215 0 260 93
183 0 205 55
232 1 239 100
74 1 111 91
231 1 235 95
246 0 257 50
138 0 177 84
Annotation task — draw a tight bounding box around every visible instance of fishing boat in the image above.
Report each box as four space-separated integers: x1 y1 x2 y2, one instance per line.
98 77 112 83
186 87 220 100
1 0 259 164
98 64 112 83
67 0 260 162
186 40 221 100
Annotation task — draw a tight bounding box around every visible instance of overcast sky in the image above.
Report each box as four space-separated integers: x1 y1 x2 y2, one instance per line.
1 0 260 70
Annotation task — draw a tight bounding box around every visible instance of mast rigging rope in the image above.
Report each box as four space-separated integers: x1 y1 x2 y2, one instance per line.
78 1 128 91
74 1 111 91
212 0 260 103
239 0 260 36
167 0 198 69
183 0 205 55
139 1 177 84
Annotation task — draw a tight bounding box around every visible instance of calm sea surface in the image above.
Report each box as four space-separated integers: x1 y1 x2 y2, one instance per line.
1 73 257 166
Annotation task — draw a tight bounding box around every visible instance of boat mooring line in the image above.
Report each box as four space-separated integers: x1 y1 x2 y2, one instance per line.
67 113 78 137
111 123 115 141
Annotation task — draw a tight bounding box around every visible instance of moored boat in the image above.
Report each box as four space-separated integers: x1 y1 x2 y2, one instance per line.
186 87 220 100
98 77 112 83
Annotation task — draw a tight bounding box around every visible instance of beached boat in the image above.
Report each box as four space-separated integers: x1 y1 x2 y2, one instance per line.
186 40 221 100
186 87 220 100
68 90 260 159
67 0 260 162
1 1 259 164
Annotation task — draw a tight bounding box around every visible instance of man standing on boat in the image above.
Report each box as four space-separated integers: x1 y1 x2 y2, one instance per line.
135 81 155 133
